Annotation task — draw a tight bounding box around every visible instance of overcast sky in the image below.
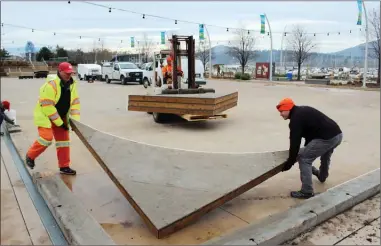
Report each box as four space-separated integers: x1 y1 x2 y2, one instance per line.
1 1 380 54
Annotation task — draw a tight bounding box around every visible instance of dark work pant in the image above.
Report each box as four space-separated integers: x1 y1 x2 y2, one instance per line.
297 133 343 193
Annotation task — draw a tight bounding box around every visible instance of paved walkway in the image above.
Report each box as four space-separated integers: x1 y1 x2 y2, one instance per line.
287 193 380 245
1 138 52 245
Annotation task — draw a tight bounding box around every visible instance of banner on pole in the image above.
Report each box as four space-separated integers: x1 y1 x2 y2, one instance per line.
260 14 265 34
160 32 165 44
130 37 135 48
357 0 362 25
199 24 204 40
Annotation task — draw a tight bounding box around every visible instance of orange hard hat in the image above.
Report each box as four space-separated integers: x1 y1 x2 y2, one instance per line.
276 98 295 112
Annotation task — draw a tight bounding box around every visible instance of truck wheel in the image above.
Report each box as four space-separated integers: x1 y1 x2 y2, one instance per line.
143 78 149 88
121 75 126 85
84 75 87 81
78 74 82 80
105 75 111 83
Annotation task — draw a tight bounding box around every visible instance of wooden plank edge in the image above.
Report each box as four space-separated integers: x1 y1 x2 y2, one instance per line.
70 121 160 238
157 165 284 239
128 105 216 116
128 97 237 111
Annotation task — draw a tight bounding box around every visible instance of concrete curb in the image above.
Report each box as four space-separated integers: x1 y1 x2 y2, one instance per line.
6 129 115 245
204 169 380 245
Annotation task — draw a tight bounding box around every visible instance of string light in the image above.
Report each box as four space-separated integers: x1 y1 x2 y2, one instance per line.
175 20 177 24
142 14 145 19
109 8 111 13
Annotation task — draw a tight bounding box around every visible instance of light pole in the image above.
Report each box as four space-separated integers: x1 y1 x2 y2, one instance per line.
362 0 369 88
204 24 212 79
264 13 273 81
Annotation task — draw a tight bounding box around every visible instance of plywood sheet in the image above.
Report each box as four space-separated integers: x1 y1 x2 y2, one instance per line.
70 119 288 239
128 92 238 115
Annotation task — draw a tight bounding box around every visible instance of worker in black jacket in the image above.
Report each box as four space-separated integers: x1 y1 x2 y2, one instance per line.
277 98 343 199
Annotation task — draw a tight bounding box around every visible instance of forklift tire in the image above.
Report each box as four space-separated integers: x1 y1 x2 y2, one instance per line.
143 78 149 88
152 112 168 123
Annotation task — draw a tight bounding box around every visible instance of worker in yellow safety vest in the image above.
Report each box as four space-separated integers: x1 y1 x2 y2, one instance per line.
25 62 80 175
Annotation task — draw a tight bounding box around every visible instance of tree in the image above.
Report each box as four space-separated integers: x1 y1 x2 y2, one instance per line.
36 46 53 61
287 25 316 80
139 33 154 63
228 28 257 75
55 45 68 58
196 41 210 71
0 48 10 58
368 6 380 83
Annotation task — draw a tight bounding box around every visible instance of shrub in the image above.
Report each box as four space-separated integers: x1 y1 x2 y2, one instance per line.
241 73 251 80
234 72 242 79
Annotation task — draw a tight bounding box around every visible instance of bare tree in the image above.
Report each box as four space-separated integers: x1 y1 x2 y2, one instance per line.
369 6 380 83
228 28 257 75
196 41 210 71
287 25 316 80
139 33 154 63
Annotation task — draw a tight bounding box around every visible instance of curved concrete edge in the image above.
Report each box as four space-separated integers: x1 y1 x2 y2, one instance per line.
203 168 381 245
7 129 115 245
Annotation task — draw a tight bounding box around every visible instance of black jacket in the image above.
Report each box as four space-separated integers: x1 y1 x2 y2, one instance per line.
285 105 342 165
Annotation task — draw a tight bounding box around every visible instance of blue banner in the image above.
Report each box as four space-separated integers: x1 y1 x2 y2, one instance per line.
130 37 135 48
260 15 265 34
357 0 362 25
199 24 204 40
161 32 165 44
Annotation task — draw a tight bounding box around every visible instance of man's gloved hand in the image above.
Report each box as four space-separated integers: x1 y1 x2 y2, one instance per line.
9 119 15 125
59 123 69 131
281 160 294 172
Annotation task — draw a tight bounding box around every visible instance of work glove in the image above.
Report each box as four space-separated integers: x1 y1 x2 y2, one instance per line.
59 123 69 131
281 160 294 172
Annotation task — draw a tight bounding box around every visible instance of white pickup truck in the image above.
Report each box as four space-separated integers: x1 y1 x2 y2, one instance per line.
102 62 144 85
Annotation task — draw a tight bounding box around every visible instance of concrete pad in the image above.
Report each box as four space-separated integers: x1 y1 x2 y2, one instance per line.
35 174 115 245
0 161 33 245
1 138 52 245
8 131 115 245
62 170 250 245
204 169 380 245
2 78 380 244
71 119 289 238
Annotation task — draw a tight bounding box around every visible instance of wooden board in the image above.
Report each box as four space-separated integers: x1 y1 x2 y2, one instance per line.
128 92 238 116
70 119 288 239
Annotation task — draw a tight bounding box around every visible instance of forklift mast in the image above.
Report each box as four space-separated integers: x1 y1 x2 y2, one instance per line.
169 35 196 89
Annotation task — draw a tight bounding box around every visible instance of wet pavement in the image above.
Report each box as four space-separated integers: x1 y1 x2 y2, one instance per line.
1 78 379 244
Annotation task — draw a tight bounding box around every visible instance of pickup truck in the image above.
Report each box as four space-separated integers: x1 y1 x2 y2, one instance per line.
102 62 144 85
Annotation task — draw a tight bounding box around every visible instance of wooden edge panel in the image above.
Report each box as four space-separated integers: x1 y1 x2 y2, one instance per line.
213 102 238 115
129 95 216 104
128 105 216 116
70 121 159 238
129 101 217 111
214 92 239 104
157 165 283 238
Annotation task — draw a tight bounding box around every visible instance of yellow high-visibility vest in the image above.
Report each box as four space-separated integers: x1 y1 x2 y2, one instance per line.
33 74 80 128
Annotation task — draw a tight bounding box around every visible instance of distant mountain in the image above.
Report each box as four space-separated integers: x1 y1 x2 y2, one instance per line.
332 40 378 57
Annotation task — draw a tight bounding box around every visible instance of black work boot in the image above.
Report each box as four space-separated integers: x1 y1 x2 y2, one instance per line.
60 167 76 175
290 190 314 199
312 166 327 183
25 155 35 169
